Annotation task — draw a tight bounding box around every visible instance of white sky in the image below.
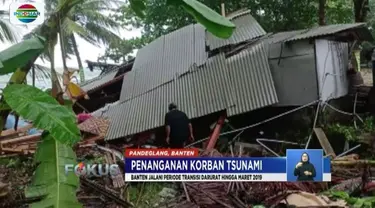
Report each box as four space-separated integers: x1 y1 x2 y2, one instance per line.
0 0 142 75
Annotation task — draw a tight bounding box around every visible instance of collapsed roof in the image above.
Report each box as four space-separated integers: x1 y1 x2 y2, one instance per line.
86 10 372 141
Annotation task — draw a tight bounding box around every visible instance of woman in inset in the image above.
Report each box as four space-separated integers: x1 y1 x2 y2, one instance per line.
294 152 316 181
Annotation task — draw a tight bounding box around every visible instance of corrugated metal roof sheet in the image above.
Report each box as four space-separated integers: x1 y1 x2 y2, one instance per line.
80 69 119 92
265 30 304 44
206 11 266 50
91 101 119 118
106 42 278 140
285 23 368 42
106 54 231 140
262 23 373 45
120 24 208 102
226 42 278 116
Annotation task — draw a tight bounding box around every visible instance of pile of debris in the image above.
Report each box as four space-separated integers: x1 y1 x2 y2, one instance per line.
0 115 129 208
0 125 41 157
0 144 131 208
157 149 375 208
77 116 109 146
0 115 110 157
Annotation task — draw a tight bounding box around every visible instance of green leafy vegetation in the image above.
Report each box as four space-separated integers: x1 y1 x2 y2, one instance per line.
128 183 167 207
25 133 82 208
129 0 147 18
3 84 81 146
0 36 45 75
324 190 375 208
325 116 375 141
109 0 366 60
171 0 235 38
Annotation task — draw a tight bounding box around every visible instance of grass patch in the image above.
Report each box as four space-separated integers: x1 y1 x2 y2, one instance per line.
128 182 173 207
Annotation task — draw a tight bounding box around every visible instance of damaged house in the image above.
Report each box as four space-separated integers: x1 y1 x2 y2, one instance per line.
266 24 372 105
77 10 373 148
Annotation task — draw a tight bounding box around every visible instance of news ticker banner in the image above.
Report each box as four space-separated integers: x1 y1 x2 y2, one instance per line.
124 149 331 182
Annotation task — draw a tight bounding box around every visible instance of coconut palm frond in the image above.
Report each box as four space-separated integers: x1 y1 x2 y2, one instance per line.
44 0 58 13
79 0 124 11
23 25 43 40
32 64 64 83
77 10 120 30
0 11 19 43
61 17 88 37
81 22 121 46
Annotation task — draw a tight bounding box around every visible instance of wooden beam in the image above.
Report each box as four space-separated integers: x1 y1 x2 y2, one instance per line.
0 133 41 145
313 128 336 158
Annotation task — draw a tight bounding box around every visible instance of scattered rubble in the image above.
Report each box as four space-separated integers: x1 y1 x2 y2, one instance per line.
0 125 40 156
280 191 348 207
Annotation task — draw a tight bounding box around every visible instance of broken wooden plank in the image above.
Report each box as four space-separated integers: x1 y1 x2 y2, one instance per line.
0 134 41 145
1 147 23 153
313 128 336 158
0 124 33 137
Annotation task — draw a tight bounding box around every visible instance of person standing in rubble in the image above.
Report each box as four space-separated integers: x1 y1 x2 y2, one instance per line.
165 103 194 148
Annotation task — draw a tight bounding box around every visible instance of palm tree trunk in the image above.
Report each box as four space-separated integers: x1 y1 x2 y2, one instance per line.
58 18 71 99
48 41 64 105
59 33 68 72
71 34 85 83
32 65 35 87
354 0 369 22
318 0 326 25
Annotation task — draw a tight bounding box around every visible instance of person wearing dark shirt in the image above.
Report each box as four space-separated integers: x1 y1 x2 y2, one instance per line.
164 103 194 148
294 152 316 181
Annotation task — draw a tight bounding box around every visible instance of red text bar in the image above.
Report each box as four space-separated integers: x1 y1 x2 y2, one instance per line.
125 148 199 157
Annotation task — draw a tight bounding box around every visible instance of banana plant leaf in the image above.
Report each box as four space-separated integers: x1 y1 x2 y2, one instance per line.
130 0 236 39
176 0 236 39
3 84 81 145
25 133 82 208
0 36 46 75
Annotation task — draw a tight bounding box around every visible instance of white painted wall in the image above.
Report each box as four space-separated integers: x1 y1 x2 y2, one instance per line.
315 39 349 102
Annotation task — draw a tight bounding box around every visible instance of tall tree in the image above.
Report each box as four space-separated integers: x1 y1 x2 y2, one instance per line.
319 0 327 25
33 0 123 83
113 0 365 49
113 0 319 46
354 0 369 22
326 0 353 24
98 38 137 64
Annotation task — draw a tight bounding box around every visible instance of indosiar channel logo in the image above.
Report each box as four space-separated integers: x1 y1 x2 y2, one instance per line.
9 2 44 25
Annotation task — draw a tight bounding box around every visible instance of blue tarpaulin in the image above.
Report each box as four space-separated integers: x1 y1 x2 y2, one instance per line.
5 114 39 135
